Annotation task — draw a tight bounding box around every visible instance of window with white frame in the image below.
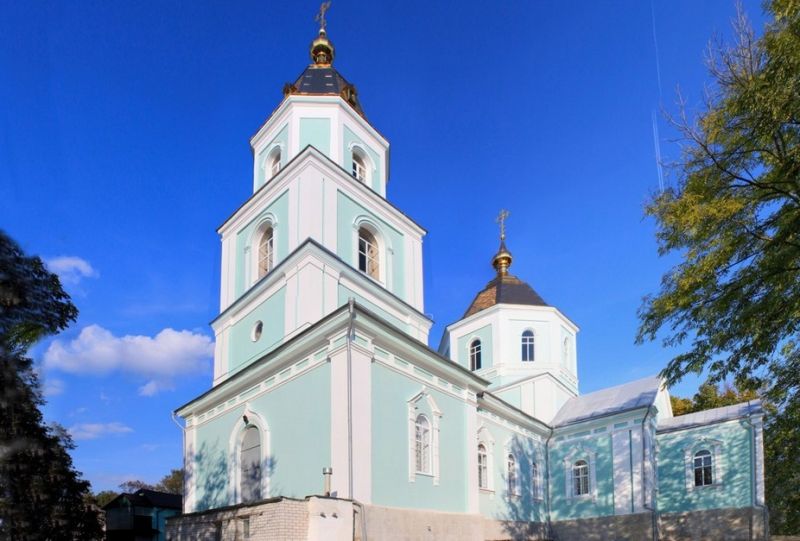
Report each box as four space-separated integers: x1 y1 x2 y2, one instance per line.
694 450 713 486
240 426 261 503
531 461 540 499
478 444 488 489
268 149 281 177
352 151 368 183
258 226 274 278
415 414 431 474
470 339 482 371
522 330 534 361
357 227 379 279
507 454 518 496
573 460 589 496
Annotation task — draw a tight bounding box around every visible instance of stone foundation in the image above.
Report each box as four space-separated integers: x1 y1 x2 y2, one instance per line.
658 506 768 541
167 498 767 541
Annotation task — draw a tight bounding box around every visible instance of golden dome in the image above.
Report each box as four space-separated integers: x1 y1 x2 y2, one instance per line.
310 29 335 66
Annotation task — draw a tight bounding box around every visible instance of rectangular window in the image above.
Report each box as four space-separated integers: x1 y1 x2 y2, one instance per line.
242 517 250 539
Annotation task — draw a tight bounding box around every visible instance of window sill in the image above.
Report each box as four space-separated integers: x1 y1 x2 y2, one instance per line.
414 471 433 478
690 483 723 491
479 488 494 494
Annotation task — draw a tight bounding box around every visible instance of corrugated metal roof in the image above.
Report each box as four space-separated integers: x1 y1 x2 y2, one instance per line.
657 400 763 433
552 375 662 427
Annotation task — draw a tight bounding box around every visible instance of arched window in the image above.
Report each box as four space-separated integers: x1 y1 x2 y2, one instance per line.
573 459 589 496
240 426 261 503
531 461 540 498
357 227 379 279
268 149 281 177
478 444 488 489
521 330 535 361
415 414 431 474
694 450 713 486
507 454 517 496
352 150 368 183
258 226 274 278
469 339 482 371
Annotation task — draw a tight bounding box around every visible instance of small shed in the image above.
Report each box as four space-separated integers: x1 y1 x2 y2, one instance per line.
103 489 182 541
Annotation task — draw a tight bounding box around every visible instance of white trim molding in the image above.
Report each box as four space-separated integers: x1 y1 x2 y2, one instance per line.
477 423 496 494
684 438 723 491
407 387 442 485
227 405 271 505
564 445 598 502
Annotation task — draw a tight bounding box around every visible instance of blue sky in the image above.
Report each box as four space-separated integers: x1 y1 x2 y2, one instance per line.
1 1 768 492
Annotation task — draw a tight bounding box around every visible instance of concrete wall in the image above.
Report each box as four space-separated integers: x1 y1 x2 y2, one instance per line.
166 497 309 541
549 512 652 541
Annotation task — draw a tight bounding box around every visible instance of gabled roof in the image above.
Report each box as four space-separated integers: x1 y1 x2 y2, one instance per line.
463 273 548 318
657 400 763 433
552 375 662 427
103 489 182 511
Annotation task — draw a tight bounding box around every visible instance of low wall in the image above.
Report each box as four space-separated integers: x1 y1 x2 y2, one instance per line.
658 506 768 541
165 497 309 541
360 504 547 541
550 512 652 541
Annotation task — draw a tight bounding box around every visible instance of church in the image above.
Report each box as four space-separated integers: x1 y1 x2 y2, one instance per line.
166 12 767 541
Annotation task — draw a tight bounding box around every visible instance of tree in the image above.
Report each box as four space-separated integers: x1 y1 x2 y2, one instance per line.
636 2 800 533
155 468 184 495
638 0 800 399
0 231 103 540
669 380 759 416
118 479 155 493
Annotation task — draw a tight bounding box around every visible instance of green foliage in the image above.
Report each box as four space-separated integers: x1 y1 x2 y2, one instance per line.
637 0 800 396
0 231 102 540
91 490 120 508
155 468 184 495
637 3 800 533
670 381 759 416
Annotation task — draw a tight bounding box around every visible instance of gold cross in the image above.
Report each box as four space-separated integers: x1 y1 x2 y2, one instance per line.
496 209 510 240
315 1 331 30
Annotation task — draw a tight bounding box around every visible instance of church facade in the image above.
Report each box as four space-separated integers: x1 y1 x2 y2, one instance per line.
168 19 767 541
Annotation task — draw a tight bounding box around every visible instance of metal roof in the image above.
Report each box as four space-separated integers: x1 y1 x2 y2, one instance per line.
657 400 763 433
463 273 548 318
552 375 662 427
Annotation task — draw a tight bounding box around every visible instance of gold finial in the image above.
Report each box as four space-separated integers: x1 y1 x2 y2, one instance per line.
315 1 331 31
310 2 335 65
492 209 513 276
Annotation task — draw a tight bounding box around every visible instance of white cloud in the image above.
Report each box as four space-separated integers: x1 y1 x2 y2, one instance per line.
68 422 133 441
43 377 66 397
138 380 174 396
44 325 214 395
45 256 99 285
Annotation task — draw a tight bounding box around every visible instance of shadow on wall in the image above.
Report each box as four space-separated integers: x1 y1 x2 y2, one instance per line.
188 441 278 512
656 426 752 515
500 435 544 541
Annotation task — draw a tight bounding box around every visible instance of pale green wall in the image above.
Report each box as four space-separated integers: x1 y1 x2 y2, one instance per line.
496 387 522 410
255 124 289 188
337 285 408 333
548 433 615 520
656 421 753 513
299 118 331 156
336 191 406 300
371 362 467 512
227 286 286 375
234 190 290 298
192 364 331 511
457 324 493 370
342 126 383 196
477 415 545 522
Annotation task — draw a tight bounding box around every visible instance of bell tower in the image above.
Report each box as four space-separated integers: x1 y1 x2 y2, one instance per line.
211 8 430 385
